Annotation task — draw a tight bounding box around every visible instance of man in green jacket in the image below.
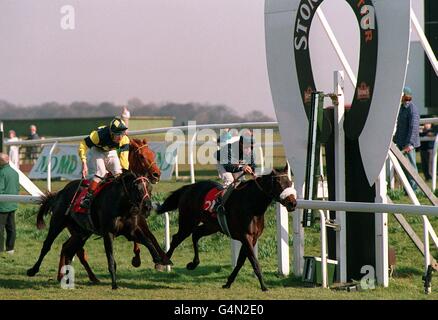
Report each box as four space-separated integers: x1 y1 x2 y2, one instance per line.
0 153 19 254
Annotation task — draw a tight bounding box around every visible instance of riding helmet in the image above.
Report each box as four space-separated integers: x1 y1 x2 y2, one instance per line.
110 117 128 135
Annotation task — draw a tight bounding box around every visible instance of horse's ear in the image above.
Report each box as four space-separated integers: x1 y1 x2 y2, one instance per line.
271 168 277 175
130 138 139 147
283 163 289 173
142 138 148 146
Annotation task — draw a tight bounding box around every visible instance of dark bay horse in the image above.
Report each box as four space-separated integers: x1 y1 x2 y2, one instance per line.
55 138 162 282
155 165 297 291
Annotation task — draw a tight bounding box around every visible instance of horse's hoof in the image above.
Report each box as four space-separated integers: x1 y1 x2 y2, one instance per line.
112 284 118 290
131 256 141 268
261 287 269 292
162 258 173 266
155 263 166 272
186 262 199 270
222 284 231 289
90 277 100 284
27 268 38 277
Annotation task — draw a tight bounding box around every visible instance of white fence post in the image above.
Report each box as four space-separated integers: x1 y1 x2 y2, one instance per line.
276 203 289 276
293 185 305 276
334 71 347 283
47 142 58 192
174 153 179 180
231 240 257 268
375 163 389 287
320 209 328 288
164 212 171 272
432 135 438 191
189 131 197 184
258 145 265 175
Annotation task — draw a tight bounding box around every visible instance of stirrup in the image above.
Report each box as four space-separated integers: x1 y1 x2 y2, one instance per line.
215 203 226 216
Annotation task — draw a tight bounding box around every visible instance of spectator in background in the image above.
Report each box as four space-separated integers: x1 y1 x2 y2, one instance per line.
394 86 421 190
121 106 131 129
420 123 435 181
0 154 19 254
7 130 20 168
26 124 40 164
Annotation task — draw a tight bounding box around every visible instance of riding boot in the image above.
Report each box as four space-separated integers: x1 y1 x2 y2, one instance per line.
80 180 99 209
213 185 235 216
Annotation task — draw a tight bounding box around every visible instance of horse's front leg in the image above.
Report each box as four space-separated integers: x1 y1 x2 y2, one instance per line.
103 232 118 289
223 240 247 289
135 218 172 268
131 242 141 268
187 223 218 270
244 235 267 291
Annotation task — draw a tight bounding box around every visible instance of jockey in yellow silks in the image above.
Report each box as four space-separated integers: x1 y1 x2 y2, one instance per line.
78 117 129 209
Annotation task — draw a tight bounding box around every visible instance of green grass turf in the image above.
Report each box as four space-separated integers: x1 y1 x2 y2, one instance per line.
2 176 438 300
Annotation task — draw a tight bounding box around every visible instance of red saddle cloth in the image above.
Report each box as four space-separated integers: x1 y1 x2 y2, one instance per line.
72 180 113 214
202 187 224 220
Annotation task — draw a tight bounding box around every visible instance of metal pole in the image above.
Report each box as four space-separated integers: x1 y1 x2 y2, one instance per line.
303 91 321 227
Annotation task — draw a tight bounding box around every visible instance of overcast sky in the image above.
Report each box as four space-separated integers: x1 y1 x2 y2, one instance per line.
0 0 423 118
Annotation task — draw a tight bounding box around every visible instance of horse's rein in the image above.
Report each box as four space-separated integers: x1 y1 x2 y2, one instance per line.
135 176 151 213
120 175 151 212
253 174 291 201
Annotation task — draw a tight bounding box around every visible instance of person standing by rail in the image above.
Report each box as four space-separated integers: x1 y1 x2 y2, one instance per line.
0 153 19 254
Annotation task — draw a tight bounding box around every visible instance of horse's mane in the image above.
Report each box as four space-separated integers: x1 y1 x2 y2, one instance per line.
114 170 137 184
130 138 148 147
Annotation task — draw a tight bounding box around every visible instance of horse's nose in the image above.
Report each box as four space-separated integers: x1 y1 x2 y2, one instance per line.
152 172 160 182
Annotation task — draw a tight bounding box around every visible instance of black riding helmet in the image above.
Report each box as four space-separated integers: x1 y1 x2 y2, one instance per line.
110 117 128 135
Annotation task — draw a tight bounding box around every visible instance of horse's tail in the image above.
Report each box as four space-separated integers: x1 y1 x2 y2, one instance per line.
156 185 190 214
36 192 58 230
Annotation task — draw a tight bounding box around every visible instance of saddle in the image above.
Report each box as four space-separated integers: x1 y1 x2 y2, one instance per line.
72 179 113 214
202 187 224 218
202 186 233 237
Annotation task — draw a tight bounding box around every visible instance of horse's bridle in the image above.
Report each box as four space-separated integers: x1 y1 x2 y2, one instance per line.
121 174 151 213
253 174 293 203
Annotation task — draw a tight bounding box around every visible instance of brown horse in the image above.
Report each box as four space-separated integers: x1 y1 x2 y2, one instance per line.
28 171 172 289
155 165 297 291
55 138 162 283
